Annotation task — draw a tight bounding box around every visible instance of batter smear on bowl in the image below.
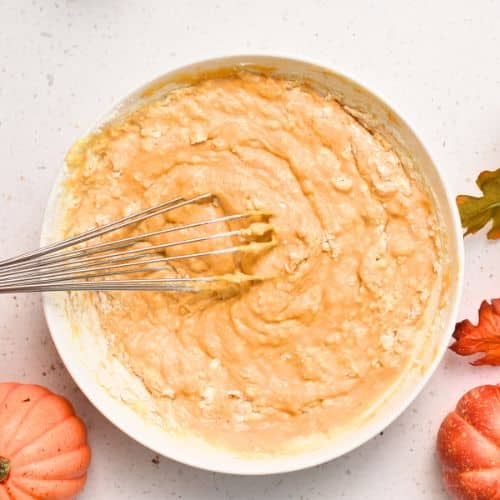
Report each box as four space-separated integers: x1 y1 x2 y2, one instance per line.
63 72 443 454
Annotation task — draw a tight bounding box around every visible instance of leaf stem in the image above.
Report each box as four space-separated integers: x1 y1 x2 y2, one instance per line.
0 456 10 483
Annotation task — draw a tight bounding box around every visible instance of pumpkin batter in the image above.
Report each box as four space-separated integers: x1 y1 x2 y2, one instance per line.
63 72 442 454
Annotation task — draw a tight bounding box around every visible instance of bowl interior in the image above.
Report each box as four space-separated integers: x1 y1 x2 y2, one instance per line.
41 55 464 475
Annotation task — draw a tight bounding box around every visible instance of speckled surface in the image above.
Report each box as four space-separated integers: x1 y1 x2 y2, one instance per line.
0 1 499 498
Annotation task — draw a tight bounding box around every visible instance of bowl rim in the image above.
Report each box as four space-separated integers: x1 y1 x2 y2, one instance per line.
41 52 465 475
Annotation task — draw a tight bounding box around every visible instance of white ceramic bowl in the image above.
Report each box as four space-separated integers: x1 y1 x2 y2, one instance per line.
41 55 464 475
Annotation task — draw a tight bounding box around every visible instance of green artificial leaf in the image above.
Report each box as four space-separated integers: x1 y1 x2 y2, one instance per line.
456 168 500 239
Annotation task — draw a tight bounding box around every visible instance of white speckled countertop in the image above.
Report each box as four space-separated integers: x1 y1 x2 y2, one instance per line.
0 1 499 498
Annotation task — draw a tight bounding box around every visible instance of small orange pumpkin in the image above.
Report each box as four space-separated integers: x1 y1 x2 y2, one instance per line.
0 382 91 499
437 384 500 499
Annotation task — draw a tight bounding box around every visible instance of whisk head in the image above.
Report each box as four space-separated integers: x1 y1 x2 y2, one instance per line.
0 193 275 293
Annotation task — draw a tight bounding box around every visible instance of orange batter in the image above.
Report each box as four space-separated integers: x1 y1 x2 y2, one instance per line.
63 72 442 454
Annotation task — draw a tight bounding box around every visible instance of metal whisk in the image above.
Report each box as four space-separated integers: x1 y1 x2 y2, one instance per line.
0 193 273 293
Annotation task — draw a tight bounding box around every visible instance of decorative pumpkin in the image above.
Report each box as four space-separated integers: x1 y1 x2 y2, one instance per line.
437 384 500 499
0 383 91 499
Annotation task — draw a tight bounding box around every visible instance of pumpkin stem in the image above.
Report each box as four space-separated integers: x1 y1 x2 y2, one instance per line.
0 456 10 483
